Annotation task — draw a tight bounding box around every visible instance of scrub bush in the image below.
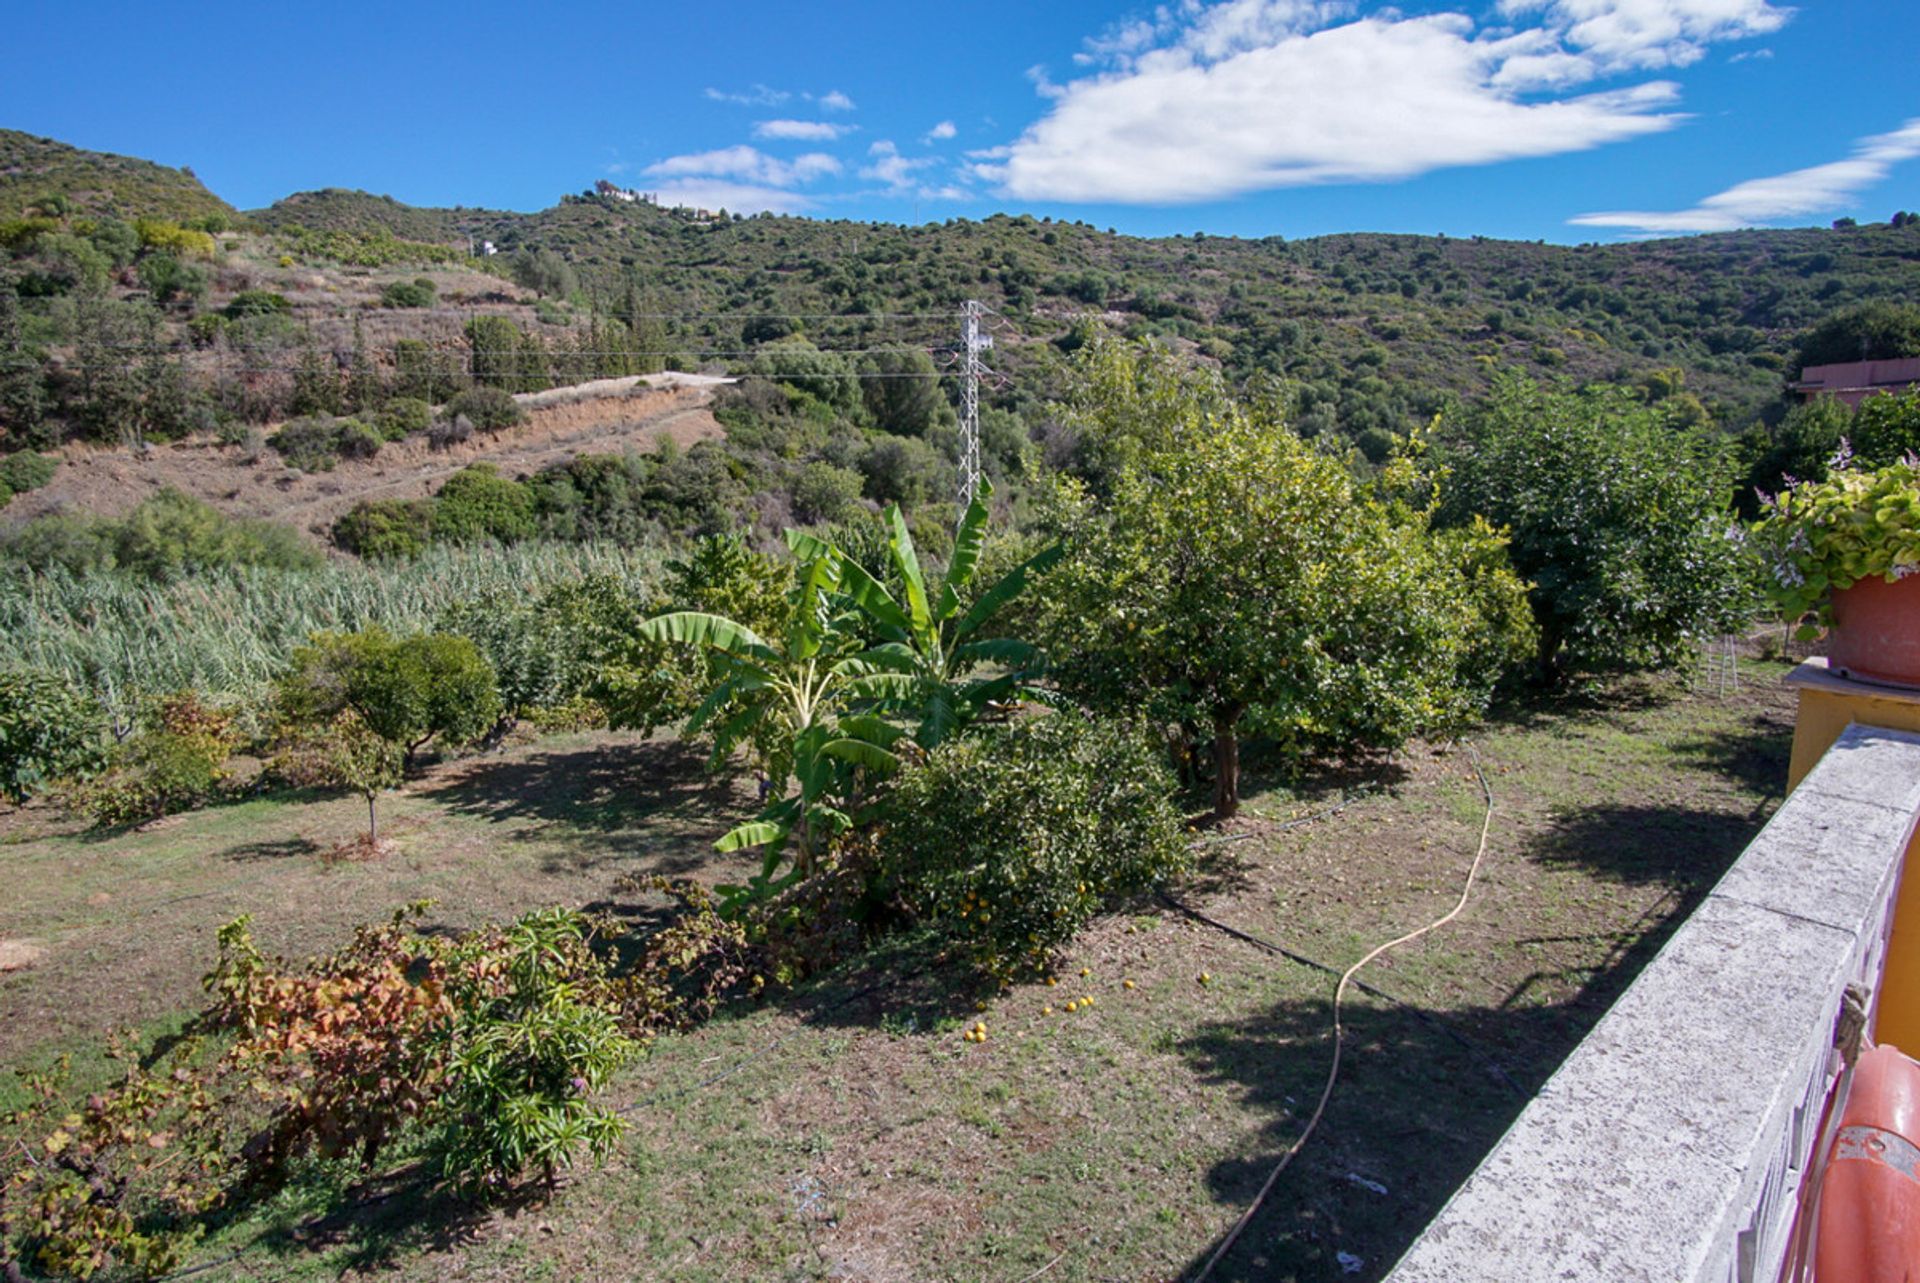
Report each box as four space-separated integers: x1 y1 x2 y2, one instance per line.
879 715 1188 979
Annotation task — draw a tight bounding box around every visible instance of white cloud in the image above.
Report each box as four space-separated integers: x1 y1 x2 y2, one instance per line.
1176 0 1355 61
924 120 958 143
707 86 856 113
859 141 953 199
990 13 1688 203
862 140 933 190
705 84 792 107
754 119 851 141
1499 0 1792 71
1075 1 1354 69
1572 117 1920 234
649 180 812 215
645 145 842 189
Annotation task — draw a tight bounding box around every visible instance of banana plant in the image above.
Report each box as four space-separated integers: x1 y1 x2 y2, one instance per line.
830 478 1062 749
636 538 904 900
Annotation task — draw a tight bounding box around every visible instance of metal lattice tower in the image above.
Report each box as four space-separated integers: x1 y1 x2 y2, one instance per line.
958 300 992 512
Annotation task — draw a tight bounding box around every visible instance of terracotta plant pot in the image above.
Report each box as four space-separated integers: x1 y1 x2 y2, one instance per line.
1829 572 1920 687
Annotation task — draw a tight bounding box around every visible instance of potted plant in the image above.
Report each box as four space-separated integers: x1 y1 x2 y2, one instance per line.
1756 455 1920 685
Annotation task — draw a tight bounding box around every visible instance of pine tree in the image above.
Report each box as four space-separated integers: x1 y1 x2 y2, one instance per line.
291 334 343 417
345 316 382 412
0 280 48 448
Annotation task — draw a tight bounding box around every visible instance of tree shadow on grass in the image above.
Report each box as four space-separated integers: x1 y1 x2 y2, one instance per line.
416 737 752 877
1481 670 1688 736
240 1163 551 1278
1173 887 1685 1282
218 835 324 864
1670 712 1794 806
1526 801 1766 889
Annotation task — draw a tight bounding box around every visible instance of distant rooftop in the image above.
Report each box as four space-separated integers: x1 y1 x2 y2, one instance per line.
1792 357 1920 408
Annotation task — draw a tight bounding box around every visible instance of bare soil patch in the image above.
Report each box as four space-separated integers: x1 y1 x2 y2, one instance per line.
4 377 726 542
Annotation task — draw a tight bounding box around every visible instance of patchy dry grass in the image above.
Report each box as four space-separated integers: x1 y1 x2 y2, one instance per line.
0 662 1799 1281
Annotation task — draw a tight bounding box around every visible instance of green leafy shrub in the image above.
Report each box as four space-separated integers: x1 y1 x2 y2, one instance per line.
1851 389 1920 468
186 312 227 346
0 667 107 803
0 451 56 496
223 289 290 319
1755 459 1920 631
79 692 237 827
334 417 381 460
440 385 524 434
267 413 383 468
859 436 952 507
433 464 535 544
436 908 641 1192
1439 374 1752 680
879 715 1189 979
279 627 502 771
378 277 438 309
3 490 320 581
333 498 435 560
791 460 864 524
112 490 318 580
372 396 432 441
132 218 216 259
268 415 347 471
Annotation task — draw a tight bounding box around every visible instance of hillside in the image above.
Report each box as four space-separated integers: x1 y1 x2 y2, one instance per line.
0 129 235 224
252 181 1920 433
5 375 727 543
5 128 1920 553
252 188 490 244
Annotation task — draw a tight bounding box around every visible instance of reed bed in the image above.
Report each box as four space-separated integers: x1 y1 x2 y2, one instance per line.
0 541 666 710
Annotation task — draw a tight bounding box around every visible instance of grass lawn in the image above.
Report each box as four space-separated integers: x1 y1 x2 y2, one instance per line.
0 661 1798 1282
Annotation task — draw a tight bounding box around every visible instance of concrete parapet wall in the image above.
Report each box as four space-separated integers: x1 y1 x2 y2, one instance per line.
1385 725 1920 1283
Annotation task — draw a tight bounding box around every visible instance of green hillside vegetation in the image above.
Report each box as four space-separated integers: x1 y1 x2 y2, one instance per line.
252 187 483 243
3 130 1920 555
249 181 1920 435
0 129 235 224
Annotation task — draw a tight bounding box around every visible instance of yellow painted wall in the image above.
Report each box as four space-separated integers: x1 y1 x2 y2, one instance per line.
1788 680 1920 1050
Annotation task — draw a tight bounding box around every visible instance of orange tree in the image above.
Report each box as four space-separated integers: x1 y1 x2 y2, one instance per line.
1037 343 1531 819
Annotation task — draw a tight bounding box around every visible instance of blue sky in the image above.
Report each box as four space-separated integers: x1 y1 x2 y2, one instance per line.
3 0 1915 243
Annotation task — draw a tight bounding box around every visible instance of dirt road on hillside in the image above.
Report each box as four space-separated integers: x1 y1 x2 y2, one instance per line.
4 375 732 543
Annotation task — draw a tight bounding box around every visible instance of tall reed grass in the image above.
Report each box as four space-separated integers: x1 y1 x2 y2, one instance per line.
0 541 666 711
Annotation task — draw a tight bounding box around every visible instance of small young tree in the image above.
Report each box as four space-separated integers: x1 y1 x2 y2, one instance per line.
281 628 502 773
329 712 404 843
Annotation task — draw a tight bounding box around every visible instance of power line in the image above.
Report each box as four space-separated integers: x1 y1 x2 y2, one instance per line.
958 300 990 512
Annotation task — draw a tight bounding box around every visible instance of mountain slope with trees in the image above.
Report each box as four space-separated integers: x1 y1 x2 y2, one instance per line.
0 129 235 225
5 128 1920 555
245 180 1920 436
